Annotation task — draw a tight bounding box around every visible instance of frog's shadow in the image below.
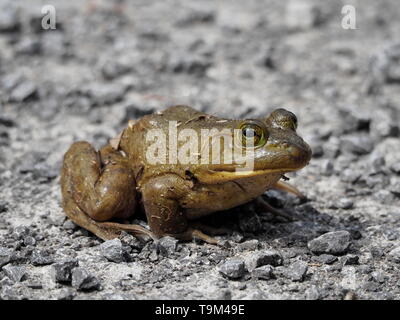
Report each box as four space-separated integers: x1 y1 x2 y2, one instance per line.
196 192 362 246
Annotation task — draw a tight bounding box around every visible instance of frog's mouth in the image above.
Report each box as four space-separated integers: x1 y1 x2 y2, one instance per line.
196 166 301 184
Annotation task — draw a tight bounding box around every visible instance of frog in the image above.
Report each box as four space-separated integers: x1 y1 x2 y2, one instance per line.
60 105 312 244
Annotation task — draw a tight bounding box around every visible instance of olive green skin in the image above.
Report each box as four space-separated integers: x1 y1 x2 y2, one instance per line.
60 105 311 240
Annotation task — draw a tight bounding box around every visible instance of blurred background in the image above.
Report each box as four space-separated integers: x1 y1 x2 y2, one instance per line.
0 0 400 300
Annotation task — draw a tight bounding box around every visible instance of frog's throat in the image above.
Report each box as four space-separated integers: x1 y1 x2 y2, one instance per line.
197 167 298 184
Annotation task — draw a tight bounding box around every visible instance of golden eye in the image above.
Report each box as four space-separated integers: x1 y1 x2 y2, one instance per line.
239 120 268 148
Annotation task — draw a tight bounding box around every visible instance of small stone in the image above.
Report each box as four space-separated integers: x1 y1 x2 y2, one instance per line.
52 260 78 283
11 226 30 240
30 249 54 266
85 83 125 106
157 236 178 257
23 236 36 247
9 81 38 102
390 163 400 174
342 254 359 265
99 239 124 263
71 267 100 291
237 239 260 251
284 260 308 282
245 250 283 272
305 285 321 300
0 6 20 32
320 159 334 176
340 134 374 155
15 37 41 55
252 265 274 280
62 220 78 230
218 259 246 279
2 264 27 282
0 247 13 267
337 198 354 210
0 201 8 213
101 59 132 80
388 247 400 263
313 254 338 265
285 0 324 31
341 168 361 183
307 231 351 255
389 182 400 197
370 42 400 84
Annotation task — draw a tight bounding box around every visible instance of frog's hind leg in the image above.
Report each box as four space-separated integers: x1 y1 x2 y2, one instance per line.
273 181 306 199
60 141 154 241
170 228 220 245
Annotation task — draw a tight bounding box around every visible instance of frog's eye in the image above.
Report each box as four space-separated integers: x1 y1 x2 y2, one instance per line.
267 108 298 131
239 120 268 148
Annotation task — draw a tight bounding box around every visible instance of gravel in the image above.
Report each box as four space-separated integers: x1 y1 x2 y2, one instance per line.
0 247 13 268
307 231 351 255
71 267 100 291
388 247 400 263
252 265 274 280
245 250 283 271
218 259 246 279
99 239 124 263
2 265 27 282
52 260 79 283
283 260 308 282
1 0 400 300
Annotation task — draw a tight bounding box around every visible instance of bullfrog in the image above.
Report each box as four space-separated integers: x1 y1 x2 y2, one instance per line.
60 105 311 244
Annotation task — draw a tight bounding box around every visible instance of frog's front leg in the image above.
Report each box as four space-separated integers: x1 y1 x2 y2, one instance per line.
61 141 153 240
141 175 219 245
273 181 306 199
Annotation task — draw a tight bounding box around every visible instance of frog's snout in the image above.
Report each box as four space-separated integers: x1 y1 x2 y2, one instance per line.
287 139 312 168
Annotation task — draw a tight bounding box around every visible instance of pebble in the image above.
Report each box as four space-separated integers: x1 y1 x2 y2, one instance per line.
0 6 20 32
390 163 400 174
245 250 283 271
62 220 78 231
320 159 334 176
2 264 27 282
99 239 124 263
30 249 54 266
284 260 308 282
337 198 354 210
85 83 125 106
388 247 400 263
157 236 179 257
313 254 338 265
370 42 400 84
285 0 323 31
218 259 246 279
71 267 100 291
0 247 13 267
52 259 79 283
342 254 359 265
101 59 132 80
340 134 374 155
389 182 400 197
237 239 260 252
23 236 37 247
252 265 274 280
340 168 361 183
305 285 321 300
307 231 351 255
9 81 38 102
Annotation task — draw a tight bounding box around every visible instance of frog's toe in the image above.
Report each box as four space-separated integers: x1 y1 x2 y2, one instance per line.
273 181 307 200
